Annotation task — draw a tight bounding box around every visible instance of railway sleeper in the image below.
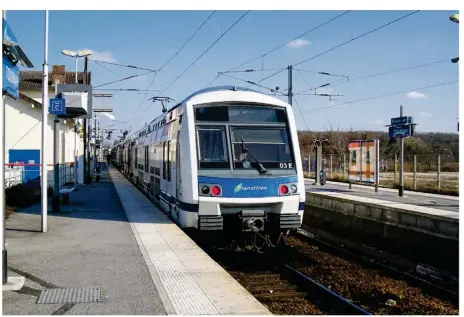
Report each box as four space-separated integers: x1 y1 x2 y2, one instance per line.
239 279 285 287
249 284 298 292
242 274 280 280
254 291 308 299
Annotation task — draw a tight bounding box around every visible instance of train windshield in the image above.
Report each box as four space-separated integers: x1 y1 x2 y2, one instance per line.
195 104 296 173
230 127 292 169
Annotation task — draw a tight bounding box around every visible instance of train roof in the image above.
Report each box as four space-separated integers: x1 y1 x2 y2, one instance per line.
112 86 267 148
174 85 259 108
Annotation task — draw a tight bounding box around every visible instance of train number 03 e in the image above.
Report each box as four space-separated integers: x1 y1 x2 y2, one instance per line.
279 162 293 169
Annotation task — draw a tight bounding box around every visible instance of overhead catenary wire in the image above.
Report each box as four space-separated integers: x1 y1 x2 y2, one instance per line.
244 10 422 92
218 72 287 95
226 10 351 72
126 11 217 125
89 59 158 72
93 70 156 89
141 10 251 115
94 61 121 77
297 68 313 91
220 68 288 73
205 10 351 88
157 11 250 96
292 95 311 131
295 80 458 115
294 11 420 68
295 58 451 95
294 68 349 78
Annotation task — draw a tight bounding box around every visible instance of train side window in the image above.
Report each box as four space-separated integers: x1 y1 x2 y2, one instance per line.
163 142 167 180
145 146 149 173
167 140 171 182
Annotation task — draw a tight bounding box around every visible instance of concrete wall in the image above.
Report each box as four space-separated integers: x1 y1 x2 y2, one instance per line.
4 90 84 186
305 191 458 240
304 191 459 273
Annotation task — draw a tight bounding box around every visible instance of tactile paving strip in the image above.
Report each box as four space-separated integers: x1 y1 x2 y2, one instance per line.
37 287 102 304
110 171 219 315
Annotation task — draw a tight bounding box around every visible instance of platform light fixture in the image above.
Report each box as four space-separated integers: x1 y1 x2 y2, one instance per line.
61 49 92 83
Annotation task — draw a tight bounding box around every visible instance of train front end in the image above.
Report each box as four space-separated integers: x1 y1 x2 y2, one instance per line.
190 89 305 252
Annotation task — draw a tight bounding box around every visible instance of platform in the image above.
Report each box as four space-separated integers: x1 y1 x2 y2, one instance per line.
305 179 459 212
109 168 271 315
2 168 270 315
303 178 458 272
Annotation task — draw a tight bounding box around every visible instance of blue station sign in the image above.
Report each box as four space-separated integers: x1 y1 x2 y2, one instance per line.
2 18 33 99
49 98 66 115
389 125 412 138
391 116 413 126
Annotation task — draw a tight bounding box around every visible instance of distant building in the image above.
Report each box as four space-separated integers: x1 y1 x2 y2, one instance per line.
4 65 91 185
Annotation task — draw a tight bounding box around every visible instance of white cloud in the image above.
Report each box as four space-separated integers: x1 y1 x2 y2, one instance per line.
286 39 311 49
101 113 116 120
406 91 427 99
80 48 117 63
420 111 432 117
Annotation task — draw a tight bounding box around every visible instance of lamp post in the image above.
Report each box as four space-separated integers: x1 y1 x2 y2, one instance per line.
449 14 459 64
61 49 92 83
450 14 459 131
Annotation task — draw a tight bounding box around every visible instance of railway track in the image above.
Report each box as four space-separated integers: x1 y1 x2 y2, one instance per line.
295 225 459 306
206 247 371 315
114 168 458 315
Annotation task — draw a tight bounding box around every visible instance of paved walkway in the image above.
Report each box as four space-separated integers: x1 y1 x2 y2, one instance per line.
2 170 166 315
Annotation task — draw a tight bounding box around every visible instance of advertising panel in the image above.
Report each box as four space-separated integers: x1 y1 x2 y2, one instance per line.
348 140 378 183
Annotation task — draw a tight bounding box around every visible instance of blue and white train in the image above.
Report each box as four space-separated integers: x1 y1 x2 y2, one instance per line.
112 86 305 252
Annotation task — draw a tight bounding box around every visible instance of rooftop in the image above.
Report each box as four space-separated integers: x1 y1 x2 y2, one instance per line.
19 69 91 90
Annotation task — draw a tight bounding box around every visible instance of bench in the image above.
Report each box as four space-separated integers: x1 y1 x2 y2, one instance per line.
59 187 75 205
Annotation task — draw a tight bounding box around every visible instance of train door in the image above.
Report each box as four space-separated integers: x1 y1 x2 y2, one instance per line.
149 144 155 198
161 140 169 212
144 145 149 187
175 127 181 219
128 143 132 176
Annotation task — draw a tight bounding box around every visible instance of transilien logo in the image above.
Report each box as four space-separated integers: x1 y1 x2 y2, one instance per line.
234 182 268 194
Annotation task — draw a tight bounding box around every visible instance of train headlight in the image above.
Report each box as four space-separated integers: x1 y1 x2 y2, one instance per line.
279 183 298 195
200 185 210 195
211 185 221 196
290 184 298 194
199 184 222 196
280 185 289 195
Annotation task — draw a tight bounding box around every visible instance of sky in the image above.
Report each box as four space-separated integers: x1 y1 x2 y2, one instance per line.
4 10 460 140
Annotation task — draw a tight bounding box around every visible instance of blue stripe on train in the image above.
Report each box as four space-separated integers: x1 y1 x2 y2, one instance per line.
160 191 199 212
198 175 298 198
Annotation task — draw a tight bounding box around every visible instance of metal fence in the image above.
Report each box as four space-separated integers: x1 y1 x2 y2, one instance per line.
4 163 75 188
5 165 24 188
301 153 459 193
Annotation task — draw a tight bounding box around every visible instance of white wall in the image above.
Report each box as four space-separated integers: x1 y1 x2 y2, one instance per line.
4 90 84 186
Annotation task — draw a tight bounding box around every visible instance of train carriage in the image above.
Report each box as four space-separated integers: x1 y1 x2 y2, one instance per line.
113 86 305 252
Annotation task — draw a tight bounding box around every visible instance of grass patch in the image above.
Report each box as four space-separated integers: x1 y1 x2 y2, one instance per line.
304 172 459 196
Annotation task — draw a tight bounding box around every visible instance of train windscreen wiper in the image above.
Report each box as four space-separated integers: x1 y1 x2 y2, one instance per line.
241 137 268 175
